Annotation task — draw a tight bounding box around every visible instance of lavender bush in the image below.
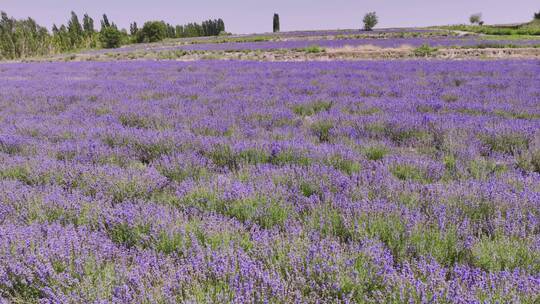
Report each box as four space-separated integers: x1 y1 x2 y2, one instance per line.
0 60 538 303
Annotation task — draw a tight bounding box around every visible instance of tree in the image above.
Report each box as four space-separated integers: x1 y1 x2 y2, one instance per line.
469 13 482 25
101 14 110 29
175 25 184 38
67 11 83 47
0 11 53 59
130 22 138 36
100 26 121 48
363 12 378 31
534 11 540 20
83 14 94 35
217 18 225 34
137 21 167 43
273 13 280 32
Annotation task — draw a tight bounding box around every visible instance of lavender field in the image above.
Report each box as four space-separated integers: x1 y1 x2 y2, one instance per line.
0 60 539 303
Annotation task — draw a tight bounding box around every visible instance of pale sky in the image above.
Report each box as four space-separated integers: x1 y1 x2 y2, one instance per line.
1 0 538 34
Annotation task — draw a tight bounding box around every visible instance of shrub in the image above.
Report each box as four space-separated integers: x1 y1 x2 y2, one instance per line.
413 44 438 57
304 45 324 53
363 12 378 31
99 26 122 49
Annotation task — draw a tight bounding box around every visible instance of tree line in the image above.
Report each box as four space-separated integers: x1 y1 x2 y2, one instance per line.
0 11 226 60
129 18 225 43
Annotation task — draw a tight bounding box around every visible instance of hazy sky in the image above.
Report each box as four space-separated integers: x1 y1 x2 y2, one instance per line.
2 0 538 34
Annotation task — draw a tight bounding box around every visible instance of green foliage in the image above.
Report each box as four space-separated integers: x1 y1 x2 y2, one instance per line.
516 149 540 173
0 11 226 59
363 145 389 161
391 164 430 183
238 148 271 165
469 13 482 25
325 154 361 175
99 26 122 49
304 45 325 53
82 14 94 36
388 128 431 145
310 206 352 241
467 158 507 180
3 280 42 302
493 110 540 120
363 12 378 31
292 100 333 116
357 214 407 260
300 181 322 198
413 43 438 57
532 150 540 173
0 11 52 60
206 145 239 171
270 149 312 167
311 120 334 143
67 11 83 47
174 19 225 38
109 223 149 248
482 133 529 155
409 226 471 267
136 21 167 43
340 253 385 301
440 24 540 36
472 237 540 272
182 190 290 229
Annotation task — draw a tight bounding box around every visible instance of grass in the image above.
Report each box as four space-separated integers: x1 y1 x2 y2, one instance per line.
439 21 540 35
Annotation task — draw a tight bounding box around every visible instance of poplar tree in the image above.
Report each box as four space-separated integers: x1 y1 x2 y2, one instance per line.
273 13 280 32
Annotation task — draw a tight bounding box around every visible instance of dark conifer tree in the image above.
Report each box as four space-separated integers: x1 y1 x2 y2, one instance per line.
273 13 280 32
101 14 110 29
